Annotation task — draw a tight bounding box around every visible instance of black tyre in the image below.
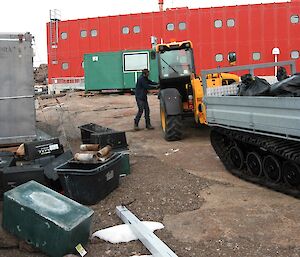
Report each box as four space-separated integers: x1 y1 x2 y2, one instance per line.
229 146 244 170
283 161 300 187
263 155 282 183
246 152 263 177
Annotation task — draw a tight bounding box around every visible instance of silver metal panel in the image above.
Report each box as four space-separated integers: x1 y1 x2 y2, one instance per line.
205 96 300 139
116 206 178 257
0 40 34 98
0 97 36 144
0 34 36 144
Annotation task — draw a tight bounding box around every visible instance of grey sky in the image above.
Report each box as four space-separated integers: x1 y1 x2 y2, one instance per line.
0 0 290 66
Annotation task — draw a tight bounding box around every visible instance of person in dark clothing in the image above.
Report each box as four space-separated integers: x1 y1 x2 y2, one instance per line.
134 69 159 130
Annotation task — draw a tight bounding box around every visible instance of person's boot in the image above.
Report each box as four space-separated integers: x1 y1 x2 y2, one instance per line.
146 123 154 130
134 121 140 131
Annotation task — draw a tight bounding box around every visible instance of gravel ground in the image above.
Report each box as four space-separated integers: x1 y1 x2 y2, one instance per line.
1 92 300 257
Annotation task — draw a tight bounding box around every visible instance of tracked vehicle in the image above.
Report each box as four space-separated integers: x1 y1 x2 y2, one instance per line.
202 61 300 196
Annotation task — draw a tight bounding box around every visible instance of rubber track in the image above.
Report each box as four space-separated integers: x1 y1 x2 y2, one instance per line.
210 127 300 198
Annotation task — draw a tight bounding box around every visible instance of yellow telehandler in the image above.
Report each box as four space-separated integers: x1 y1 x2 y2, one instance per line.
156 40 239 140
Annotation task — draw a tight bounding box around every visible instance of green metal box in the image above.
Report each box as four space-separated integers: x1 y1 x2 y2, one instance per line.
84 49 158 91
2 180 94 257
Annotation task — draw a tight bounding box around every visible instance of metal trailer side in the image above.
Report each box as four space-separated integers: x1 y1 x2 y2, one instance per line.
0 33 36 145
201 61 300 141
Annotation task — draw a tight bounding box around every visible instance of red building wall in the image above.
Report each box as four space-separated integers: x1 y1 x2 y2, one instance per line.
47 1 300 81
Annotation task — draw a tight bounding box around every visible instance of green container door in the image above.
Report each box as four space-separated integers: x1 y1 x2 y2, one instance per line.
84 50 158 91
2 181 94 257
84 52 123 90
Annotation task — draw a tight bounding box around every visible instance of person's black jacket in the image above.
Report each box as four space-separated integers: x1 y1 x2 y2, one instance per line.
135 74 158 100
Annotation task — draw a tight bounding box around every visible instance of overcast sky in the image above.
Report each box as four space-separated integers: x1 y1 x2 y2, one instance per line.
0 0 290 66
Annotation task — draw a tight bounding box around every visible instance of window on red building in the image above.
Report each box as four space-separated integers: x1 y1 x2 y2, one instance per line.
62 62 69 70
133 26 141 34
80 30 87 38
90 29 98 37
227 19 235 27
252 52 261 61
122 26 130 34
290 15 299 24
214 20 222 28
61 32 67 40
215 53 223 62
167 23 175 31
179 22 186 30
291 50 299 59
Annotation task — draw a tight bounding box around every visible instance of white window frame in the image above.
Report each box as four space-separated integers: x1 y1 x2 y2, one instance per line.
123 51 149 73
214 20 222 28
62 62 69 70
133 26 141 34
90 29 98 37
167 23 175 31
122 26 130 34
178 22 187 30
253 52 261 61
227 18 235 27
291 50 299 59
215 53 223 62
290 15 299 24
80 30 87 38
61 32 68 40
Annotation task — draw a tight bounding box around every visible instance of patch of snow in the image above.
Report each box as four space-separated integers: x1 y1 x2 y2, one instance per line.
92 221 164 244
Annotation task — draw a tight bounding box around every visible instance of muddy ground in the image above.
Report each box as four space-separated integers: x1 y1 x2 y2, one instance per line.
0 92 300 257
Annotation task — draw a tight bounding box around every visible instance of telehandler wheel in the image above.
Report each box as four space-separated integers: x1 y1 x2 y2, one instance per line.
160 104 183 141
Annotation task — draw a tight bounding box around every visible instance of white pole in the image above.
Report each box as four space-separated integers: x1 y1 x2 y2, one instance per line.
274 54 278 76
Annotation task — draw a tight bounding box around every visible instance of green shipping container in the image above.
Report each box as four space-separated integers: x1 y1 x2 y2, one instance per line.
2 180 94 257
84 50 158 91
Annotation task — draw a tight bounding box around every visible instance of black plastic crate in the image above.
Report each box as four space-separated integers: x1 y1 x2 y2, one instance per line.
55 153 122 205
90 131 128 150
44 150 73 181
0 156 15 197
79 123 128 149
79 123 113 144
24 138 64 160
2 165 46 192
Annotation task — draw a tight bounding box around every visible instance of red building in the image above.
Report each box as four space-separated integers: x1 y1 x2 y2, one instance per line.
47 1 300 83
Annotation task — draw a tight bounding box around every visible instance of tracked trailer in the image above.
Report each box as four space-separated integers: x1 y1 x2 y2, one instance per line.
202 61 300 197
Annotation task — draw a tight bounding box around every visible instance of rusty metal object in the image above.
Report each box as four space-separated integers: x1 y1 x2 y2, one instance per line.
97 145 112 157
16 144 25 156
79 144 100 151
74 153 97 162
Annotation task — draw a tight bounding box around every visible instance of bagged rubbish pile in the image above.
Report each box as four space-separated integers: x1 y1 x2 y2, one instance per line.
238 69 300 97
238 74 271 96
269 74 300 96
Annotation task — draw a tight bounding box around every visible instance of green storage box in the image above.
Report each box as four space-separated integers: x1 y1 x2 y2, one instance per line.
119 153 130 176
2 180 94 257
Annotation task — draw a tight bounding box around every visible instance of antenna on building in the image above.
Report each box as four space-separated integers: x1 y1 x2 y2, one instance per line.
49 9 61 46
158 0 164 11
49 9 61 64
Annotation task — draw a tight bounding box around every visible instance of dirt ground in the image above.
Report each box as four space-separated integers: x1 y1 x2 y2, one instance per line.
1 92 300 257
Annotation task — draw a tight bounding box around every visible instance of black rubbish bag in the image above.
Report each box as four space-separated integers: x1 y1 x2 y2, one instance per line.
238 74 271 96
276 66 289 82
269 74 300 97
